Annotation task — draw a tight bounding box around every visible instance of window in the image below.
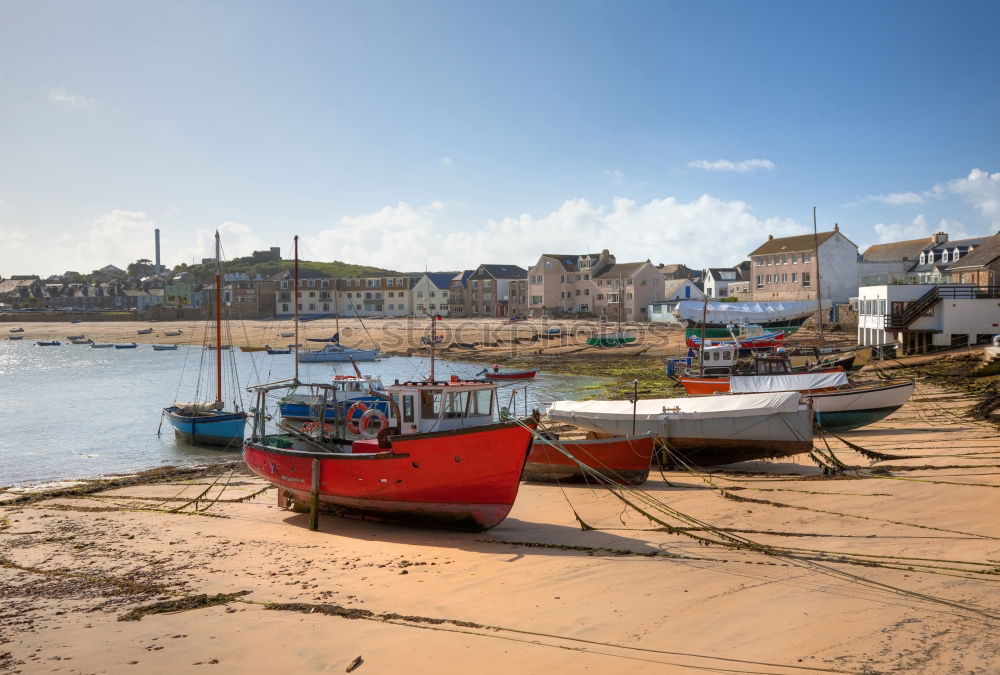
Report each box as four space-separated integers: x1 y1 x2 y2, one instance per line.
626 278 633 285
388 303 394 310
531 296 542 305
791 272 797 282
803 251 811 263
765 274 771 283
584 288 589 295
781 273 788 283
756 276 762 289
781 254 787 264
440 304 448 311
802 272 811 287
575 289 581 296
282 303 289 312
941 251 949 263
469 389 493 416
792 254 798 263
626 293 633 300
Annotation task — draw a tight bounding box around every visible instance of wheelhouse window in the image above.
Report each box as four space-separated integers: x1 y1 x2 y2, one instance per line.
469 389 493 416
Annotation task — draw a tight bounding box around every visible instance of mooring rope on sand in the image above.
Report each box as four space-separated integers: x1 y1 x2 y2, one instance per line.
511 419 1000 621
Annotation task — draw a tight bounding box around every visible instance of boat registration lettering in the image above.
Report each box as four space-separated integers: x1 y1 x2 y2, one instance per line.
280 475 306 484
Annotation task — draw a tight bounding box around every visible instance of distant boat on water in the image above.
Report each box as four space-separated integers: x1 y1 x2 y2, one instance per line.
35 340 61 346
152 344 178 351
298 343 379 362
90 343 113 348
115 343 137 349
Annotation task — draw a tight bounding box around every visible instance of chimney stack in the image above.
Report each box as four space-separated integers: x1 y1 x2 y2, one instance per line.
933 231 948 246
155 229 161 272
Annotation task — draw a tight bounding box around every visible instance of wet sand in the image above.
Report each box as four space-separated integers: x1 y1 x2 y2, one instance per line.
2 379 998 673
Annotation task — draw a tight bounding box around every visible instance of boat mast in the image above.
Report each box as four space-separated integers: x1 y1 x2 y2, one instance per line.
214 231 223 407
698 268 708 376
428 314 436 382
294 235 300 384
618 273 624 334
812 207 825 350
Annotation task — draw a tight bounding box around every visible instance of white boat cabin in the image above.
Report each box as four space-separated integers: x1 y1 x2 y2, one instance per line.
386 377 497 435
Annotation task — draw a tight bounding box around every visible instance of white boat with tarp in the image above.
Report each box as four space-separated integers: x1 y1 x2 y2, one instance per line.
546 391 813 465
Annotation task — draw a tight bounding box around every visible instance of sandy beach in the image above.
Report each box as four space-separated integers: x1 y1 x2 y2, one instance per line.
3 317 860 362
2 372 998 673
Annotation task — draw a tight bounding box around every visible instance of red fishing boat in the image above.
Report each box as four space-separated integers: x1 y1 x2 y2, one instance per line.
522 434 656 485
478 366 538 380
243 310 536 531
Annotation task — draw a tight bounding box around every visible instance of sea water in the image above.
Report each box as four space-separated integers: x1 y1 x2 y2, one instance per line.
0 341 603 486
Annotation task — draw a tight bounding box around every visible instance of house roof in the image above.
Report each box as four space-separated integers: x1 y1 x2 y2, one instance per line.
450 270 475 287
663 278 699 297
539 253 606 272
924 235 992 254
862 237 933 262
591 262 648 279
421 273 456 290
947 232 1000 270
474 264 527 279
749 230 848 256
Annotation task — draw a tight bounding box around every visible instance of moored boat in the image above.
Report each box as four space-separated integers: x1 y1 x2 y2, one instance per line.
587 331 636 347
114 343 137 349
546 392 813 465
162 231 246 449
152 344 178 351
809 380 915 432
477 367 538 380
164 329 183 336
239 345 268 352
137 328 154 335
7 336 23 340
70 338 93 345
245 377 533 531
523 434 656 485
35 340 61 346
90 343 113 348
9 327 24 333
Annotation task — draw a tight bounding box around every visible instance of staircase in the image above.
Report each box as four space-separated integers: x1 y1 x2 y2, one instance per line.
884 286 940 329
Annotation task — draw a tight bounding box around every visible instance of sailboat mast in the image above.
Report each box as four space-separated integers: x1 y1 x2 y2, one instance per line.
429 314 436 382
618 273 624 334
214 231 223 406
812 207 825 350
294 235 300 383
699 268 708 376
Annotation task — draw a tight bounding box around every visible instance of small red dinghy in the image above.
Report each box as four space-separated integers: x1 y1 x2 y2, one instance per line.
522 434 656 485
479 367 538 380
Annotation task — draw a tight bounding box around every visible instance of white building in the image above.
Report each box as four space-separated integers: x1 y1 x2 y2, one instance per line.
857 283 1000 354
410 273 455 316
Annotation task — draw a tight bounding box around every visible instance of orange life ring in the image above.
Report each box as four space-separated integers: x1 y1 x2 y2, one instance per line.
359 409 388 439
345 402 369 434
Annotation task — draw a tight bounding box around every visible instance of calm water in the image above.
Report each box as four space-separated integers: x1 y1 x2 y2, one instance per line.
0 341 603 487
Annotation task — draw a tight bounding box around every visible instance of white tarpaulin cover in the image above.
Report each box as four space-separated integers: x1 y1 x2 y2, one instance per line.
673 300 830 325
729 372 848 394
547 391 803 423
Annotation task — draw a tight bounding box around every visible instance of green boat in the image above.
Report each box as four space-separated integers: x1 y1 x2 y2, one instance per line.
685 323 803 340
587 332 636 347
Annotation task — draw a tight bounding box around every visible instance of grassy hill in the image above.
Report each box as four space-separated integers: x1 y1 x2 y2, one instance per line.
171 250 400 282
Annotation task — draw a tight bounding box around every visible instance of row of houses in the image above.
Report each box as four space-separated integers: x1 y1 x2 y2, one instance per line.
4 229 997 326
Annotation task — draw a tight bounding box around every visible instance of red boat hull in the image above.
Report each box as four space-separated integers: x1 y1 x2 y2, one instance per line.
677 368 845 396
523 435 656 485
243 422 534 531
486 370 537 380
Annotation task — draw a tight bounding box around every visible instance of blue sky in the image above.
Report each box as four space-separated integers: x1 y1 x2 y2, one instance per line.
1 0 998 275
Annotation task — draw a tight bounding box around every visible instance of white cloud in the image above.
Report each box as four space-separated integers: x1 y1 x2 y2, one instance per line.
439 157 454 167
174 222 268 265
869 214 974 248
687 158 775 173
307 195 804 272
948 168 1000 223
865 191 926 206
47 87 95 108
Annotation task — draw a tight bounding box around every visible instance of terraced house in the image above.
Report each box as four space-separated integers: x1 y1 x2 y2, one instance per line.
465 264 528 318
526 250 665 320
335 276 412 317
748 225 859 304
